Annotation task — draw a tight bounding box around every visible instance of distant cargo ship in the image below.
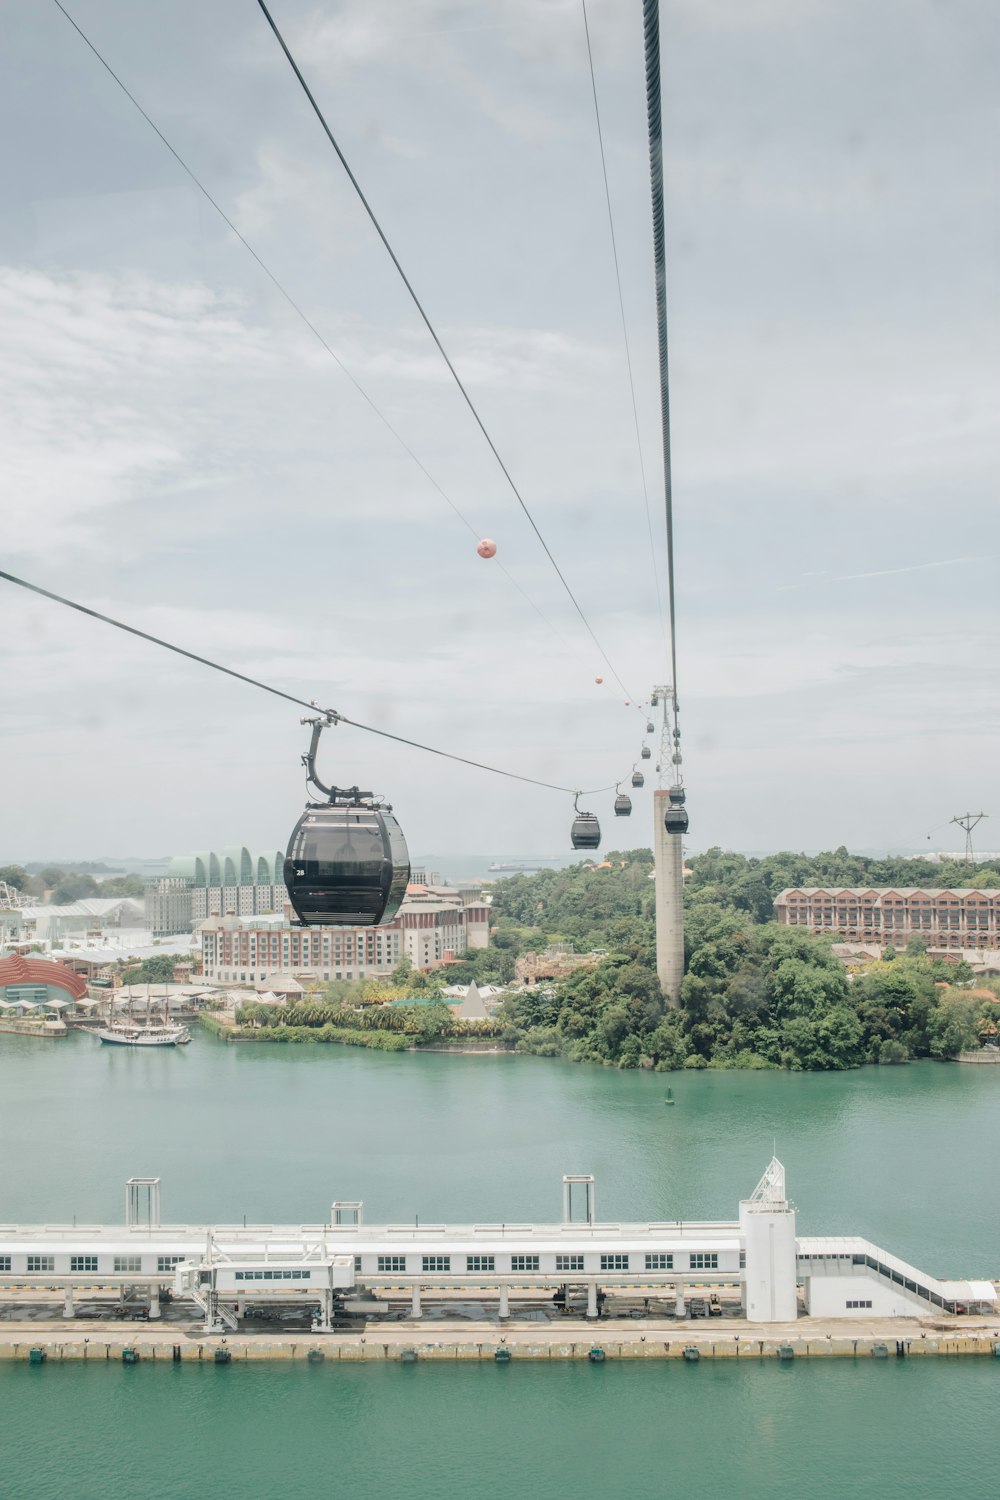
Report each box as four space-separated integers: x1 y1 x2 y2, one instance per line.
488 861 546 873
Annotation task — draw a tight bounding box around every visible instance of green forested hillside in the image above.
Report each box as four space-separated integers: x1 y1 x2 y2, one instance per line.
483 848 1000 1071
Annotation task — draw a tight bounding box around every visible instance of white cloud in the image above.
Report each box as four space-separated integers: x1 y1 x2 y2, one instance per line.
1 0 995 857
0 267 279 555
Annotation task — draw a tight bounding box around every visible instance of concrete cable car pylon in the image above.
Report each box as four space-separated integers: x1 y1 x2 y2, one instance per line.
644 1 686 1003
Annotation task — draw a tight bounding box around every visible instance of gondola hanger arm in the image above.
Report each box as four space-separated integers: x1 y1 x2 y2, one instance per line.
300 712 345 801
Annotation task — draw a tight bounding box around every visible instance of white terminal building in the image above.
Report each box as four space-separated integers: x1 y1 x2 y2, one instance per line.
0 1160 992 1333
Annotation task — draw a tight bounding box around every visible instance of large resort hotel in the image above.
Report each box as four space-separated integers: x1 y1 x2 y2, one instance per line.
775 887 1000 949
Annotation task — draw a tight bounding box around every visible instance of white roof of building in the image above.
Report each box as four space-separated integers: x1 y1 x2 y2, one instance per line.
22 898 145 920
47 939 197 962
112 984 217 1001
255 972 305 993
797 1237 997 1304
398 899 465 915
441 983 507 999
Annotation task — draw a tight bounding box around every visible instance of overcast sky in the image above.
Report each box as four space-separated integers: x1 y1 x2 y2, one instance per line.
1 0 997 863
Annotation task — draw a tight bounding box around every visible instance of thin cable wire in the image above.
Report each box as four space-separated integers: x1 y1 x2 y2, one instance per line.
254 0 636 703
48 0 601 682
642 0 679 717
581 0 669 673
0 568 617 797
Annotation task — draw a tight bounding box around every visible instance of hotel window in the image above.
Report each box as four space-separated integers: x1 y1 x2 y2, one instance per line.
689 1253 718 1270
70 1256 98 1272
600 1254 629 1271
644 1253 673 1270
114 1256 142 1273
27 1256 55 1272
422 1256 450 1272
0 1256 10 1271
157 1255 184 1272
556 1255 584 1271
377 1256 407 1273
466 1256 495 1272
510 1255 540 1272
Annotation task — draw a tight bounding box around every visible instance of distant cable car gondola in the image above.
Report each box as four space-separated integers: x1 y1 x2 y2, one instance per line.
284 716 410 927
570 793 601 851
646 720 654 734
640 745 651 760
614 786 632 817
631 769 644 789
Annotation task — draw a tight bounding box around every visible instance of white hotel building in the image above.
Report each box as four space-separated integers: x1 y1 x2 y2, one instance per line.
199 892 491 985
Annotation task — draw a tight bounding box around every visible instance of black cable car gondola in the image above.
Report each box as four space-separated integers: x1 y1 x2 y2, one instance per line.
631 768 644 788
570 793 601 851
646 721 654 734
640 745 652 760
284 716 410 927
664 784 689 835
614 785 632 817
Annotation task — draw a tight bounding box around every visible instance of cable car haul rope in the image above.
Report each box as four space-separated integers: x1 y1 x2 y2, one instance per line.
0 567 614 799
13 0 688 924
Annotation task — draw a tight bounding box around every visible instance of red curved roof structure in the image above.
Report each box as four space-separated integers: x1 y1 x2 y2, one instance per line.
0 953 88 1000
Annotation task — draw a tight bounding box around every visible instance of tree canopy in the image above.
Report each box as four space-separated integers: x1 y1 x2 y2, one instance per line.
488 848 999 1071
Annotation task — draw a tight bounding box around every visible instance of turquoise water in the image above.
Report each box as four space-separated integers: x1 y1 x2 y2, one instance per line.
1 1033 998 1498
3 1032 998 1271
2 1360 997 1500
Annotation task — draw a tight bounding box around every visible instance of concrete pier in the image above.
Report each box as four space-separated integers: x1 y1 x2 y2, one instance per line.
2 1312 998 1363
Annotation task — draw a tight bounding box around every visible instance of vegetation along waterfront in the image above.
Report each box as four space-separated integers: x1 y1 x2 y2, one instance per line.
208 848 1000 1073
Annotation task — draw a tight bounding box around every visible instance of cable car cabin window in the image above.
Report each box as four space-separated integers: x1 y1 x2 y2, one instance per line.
303 819 383 876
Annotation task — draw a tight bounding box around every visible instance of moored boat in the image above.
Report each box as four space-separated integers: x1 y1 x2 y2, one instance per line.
98 1020 190 1047
0 1012 68 1038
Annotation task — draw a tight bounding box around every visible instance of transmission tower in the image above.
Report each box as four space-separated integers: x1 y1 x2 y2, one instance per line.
950 812 988 865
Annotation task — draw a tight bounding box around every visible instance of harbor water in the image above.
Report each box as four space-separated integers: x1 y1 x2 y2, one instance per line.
3 1358 996 1500
1 1032 998 1497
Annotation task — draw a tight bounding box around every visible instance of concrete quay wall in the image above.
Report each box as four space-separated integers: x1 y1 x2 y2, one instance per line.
3 1320 1000 1364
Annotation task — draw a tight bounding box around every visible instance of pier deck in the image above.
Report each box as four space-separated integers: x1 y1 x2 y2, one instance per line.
3 1311 999 1362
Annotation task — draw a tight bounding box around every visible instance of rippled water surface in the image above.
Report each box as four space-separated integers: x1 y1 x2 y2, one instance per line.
1 1033 998 1498
3 1359 998 1500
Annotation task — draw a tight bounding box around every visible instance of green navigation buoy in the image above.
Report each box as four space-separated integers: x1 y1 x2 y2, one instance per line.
664 1087 675 1105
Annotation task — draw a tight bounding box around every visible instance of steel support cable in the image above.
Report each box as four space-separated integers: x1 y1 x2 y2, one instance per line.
254 0 637 704
49 0 597 683
0 567 618 797
642 0 679 719
581 0 670 673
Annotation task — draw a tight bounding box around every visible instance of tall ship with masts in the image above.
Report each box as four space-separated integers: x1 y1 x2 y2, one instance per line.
98 987 190 1048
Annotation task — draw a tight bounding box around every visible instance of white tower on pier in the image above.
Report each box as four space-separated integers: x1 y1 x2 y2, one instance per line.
739 1157 798 1322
